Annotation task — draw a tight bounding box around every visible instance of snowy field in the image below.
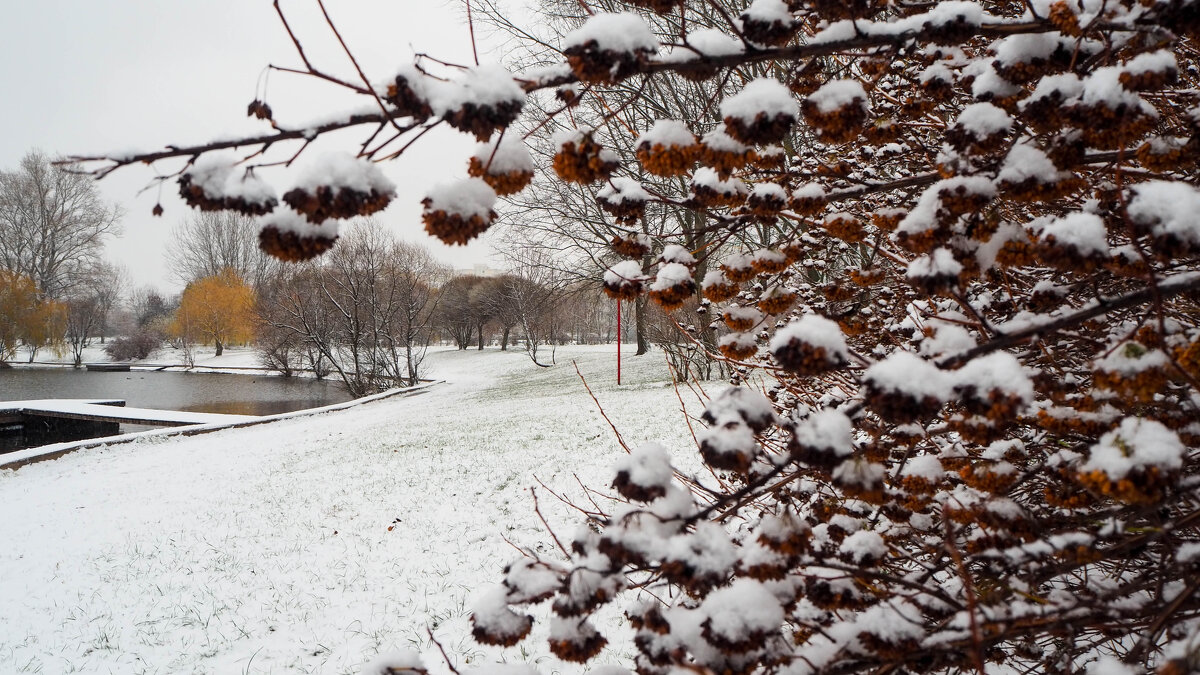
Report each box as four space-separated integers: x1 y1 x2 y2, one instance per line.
0 346 704 674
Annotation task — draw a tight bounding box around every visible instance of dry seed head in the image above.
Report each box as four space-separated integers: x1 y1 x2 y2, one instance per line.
790 191 828 217
723 112 797 146
702 274 740 303
549 629 607 663
283 185 391 224
471 607 534 647
1136 137 1198 172
384 74 434 121
1077 466 1170 505
553 137 619 184
689 183 747 209
719 332 759 361
624 0 681 13
864 119 904 145
598 197 646 226
421 206 496 246
757 288 797 314
1067 102 1157 150
178 174 278 217
824 213 867 243
739 10 798 46
720 257 757 283
998 175 1085 202
699 145 756 175
1048 0 1082 35
258 225 337 262
564 42 649 84
610 235 651 259
466 157 533 196
246 99 273 121
636 141 698 177
801 99 869 144
445 101 523 141
746 189 788 217
754 146 787 169
722 308 760 332
849 267 886 286
750 249 789 276
648 279 695 311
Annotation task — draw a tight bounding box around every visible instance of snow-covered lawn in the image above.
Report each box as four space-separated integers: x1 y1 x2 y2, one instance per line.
0 346 702 674
13 343 268 373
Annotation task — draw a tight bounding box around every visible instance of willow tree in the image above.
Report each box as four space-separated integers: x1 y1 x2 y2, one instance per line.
171 268 256 357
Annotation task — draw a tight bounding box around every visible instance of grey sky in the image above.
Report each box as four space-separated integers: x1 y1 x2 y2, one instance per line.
0 1 506 292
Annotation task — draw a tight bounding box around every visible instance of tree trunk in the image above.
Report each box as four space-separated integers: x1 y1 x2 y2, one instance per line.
635 295 650 356
501 326 510 350
403 341 411 385
215 340 224 357
477 323 485 350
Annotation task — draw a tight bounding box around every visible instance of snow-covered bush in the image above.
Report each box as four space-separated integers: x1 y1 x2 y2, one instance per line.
102 330 161 361
72 0 1200 672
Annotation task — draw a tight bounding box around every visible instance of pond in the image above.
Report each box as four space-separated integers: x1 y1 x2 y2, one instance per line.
0 368 353 453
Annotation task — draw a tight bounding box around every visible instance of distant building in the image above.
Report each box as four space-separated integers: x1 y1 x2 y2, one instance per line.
454 264 503 278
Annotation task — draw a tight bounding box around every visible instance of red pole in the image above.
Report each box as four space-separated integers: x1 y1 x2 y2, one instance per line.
616 300 622 385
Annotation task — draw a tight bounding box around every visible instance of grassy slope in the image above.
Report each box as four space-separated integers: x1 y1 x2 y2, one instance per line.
0 346 705 675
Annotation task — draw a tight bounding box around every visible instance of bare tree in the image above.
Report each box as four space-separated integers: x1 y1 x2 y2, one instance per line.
0 150 122 298
485 258 568 367
166 211 279 288
63 295 103 368
391 241 448 383
127 286 175 330
257 221 446 395
435 275 489 350
475 276 520 350
257 264 335 378
476 0 748 370
89 261 127 342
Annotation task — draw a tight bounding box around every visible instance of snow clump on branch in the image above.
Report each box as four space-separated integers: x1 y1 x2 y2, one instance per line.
421 177 497 245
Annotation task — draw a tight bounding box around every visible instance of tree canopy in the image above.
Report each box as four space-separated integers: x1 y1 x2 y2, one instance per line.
0 151 121 298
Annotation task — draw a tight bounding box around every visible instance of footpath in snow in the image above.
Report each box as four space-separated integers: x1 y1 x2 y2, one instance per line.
0 345 704 675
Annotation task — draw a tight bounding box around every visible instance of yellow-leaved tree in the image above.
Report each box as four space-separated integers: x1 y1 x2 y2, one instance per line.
170 268 255 357
0 270 65 363
22 297 66 363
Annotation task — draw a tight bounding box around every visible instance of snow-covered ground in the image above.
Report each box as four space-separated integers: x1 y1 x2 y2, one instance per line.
0 346 705 675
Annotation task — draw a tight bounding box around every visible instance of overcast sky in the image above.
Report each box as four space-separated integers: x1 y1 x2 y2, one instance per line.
0 1 516 292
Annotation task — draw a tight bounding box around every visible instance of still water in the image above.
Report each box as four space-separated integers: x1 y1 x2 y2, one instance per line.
1 368 353 451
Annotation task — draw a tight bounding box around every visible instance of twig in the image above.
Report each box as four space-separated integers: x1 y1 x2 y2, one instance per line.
465 0 480 66
315 0 409 140
531 487 572 558
535 473 604 519
572 359 630 452
426 629 463 675
938 273 1200 369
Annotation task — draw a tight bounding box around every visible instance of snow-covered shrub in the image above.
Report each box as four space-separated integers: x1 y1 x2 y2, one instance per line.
75 0 1200 672
102 330 161 361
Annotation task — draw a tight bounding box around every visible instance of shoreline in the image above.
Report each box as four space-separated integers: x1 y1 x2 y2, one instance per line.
0 380 440 470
